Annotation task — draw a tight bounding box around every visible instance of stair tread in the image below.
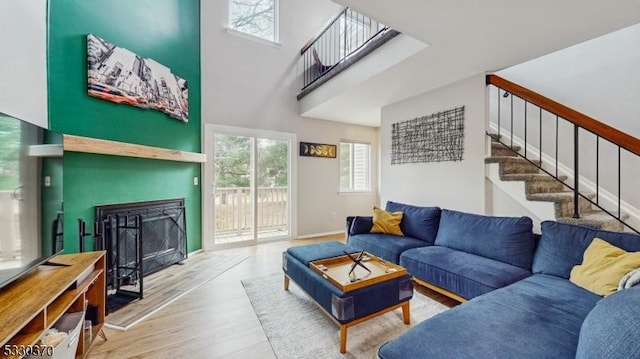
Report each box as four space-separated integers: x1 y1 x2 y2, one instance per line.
527 192 595 202
557 211 630 230
501 173 569 182
491 142 522 152
561 211 630 221
485 156 541 164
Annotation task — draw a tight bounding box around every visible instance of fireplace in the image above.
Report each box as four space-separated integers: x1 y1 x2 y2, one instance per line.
95 198 187 312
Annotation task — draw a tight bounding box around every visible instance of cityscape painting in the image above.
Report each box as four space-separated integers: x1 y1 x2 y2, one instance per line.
87 33 189 122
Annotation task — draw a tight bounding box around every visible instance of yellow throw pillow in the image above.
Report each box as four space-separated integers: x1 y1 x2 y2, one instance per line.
370 206 404 236
570 238 640 296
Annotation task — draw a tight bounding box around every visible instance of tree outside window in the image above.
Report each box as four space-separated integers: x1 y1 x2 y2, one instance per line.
340 141 371 192
229 0 278 42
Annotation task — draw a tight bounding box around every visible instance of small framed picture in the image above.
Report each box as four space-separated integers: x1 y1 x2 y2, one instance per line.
299 142 337 158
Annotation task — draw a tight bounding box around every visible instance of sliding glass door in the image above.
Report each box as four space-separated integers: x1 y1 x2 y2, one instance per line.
204 125 296 249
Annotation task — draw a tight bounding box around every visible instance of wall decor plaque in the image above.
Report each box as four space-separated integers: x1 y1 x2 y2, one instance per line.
299 142 336 158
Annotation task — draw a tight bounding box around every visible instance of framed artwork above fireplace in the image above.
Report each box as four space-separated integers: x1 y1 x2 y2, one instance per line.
87 33 189 123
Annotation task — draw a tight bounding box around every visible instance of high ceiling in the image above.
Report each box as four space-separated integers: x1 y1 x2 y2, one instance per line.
302 0 640 126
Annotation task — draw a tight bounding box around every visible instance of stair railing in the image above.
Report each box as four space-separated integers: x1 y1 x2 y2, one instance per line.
300 7 389 90
486 74 640 234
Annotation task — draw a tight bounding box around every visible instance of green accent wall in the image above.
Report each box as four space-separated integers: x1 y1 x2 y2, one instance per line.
48 0 202 253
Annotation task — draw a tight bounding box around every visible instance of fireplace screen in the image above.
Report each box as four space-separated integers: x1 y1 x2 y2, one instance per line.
96 198 187 311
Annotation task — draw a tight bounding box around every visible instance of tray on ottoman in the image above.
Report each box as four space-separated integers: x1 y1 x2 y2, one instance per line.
310 252 407 292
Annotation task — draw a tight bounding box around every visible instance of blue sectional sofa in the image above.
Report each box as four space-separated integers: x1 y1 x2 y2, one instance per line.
348 202 536 300
346 202 640 358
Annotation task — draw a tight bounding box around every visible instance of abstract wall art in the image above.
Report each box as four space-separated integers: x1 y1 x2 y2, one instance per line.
87 33 189 122
391 106 465 165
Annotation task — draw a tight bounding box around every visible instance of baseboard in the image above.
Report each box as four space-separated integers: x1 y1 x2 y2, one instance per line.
297 230 345 240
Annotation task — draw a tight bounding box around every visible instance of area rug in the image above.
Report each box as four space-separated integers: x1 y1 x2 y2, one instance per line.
106 253 247 330
242 273 449 358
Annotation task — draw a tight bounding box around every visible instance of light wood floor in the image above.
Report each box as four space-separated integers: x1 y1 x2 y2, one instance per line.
88 235 457 359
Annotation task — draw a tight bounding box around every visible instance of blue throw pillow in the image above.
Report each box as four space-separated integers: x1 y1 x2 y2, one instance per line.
385 201 441 244
532 221 640 278
434 209 535 269
349 216 373 235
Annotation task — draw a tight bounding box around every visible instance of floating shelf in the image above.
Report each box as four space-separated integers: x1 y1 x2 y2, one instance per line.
63 134 206 163
28 144 64 157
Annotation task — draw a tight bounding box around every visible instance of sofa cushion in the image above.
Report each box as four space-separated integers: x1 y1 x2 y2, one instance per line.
348 233 428 264
533 221 640 279
371 206 404 236
570 238 640 296
433 209 535 269
576 286 640 359
385 201 441 244
378 274 601 359
286 241 359 266
400 246 531 299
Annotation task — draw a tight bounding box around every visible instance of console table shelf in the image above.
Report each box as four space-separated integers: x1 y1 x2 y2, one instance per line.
0 252 106 359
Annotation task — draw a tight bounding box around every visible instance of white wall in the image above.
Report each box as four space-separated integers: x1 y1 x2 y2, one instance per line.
379 74 486 214
485 179 544 233
201 0 378 237
297 118 378 235
0 0 48 128
497 23 640 138
495 24 640 224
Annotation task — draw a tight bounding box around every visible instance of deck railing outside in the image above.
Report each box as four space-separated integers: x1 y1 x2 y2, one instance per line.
213 186 288 238
300 7 389 90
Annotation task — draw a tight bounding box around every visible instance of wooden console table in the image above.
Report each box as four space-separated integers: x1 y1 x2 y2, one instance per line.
0 251 106 359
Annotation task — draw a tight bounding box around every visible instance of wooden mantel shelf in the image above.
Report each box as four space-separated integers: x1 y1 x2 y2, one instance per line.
63 134 207 163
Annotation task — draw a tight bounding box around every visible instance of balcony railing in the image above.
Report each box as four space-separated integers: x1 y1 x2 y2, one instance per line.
299 7 391 91
213 186 288 239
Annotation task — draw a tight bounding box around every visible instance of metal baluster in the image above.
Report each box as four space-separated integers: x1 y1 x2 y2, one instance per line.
618 146 622 218
596 137 599 205
573 124 580 218
510 92 514 148
524 100 527 157
552 115 560 178
343 10 347 62
497 88 501 138
539 108 542 161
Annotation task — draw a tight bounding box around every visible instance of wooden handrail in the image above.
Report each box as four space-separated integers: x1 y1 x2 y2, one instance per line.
487 74 640 157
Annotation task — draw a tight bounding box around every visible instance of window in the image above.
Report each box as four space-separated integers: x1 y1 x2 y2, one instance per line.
228 0 278 42
340 141 371 192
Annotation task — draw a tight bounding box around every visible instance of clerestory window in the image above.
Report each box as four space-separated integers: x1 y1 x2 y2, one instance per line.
228 0 278 43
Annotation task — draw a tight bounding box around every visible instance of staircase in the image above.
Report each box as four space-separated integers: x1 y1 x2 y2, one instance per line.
486 138 627 231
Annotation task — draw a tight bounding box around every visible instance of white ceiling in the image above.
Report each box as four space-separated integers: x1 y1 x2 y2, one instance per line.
303 0 640 127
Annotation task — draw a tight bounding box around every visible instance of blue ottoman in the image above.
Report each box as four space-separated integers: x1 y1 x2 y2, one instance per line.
282 241 414 353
